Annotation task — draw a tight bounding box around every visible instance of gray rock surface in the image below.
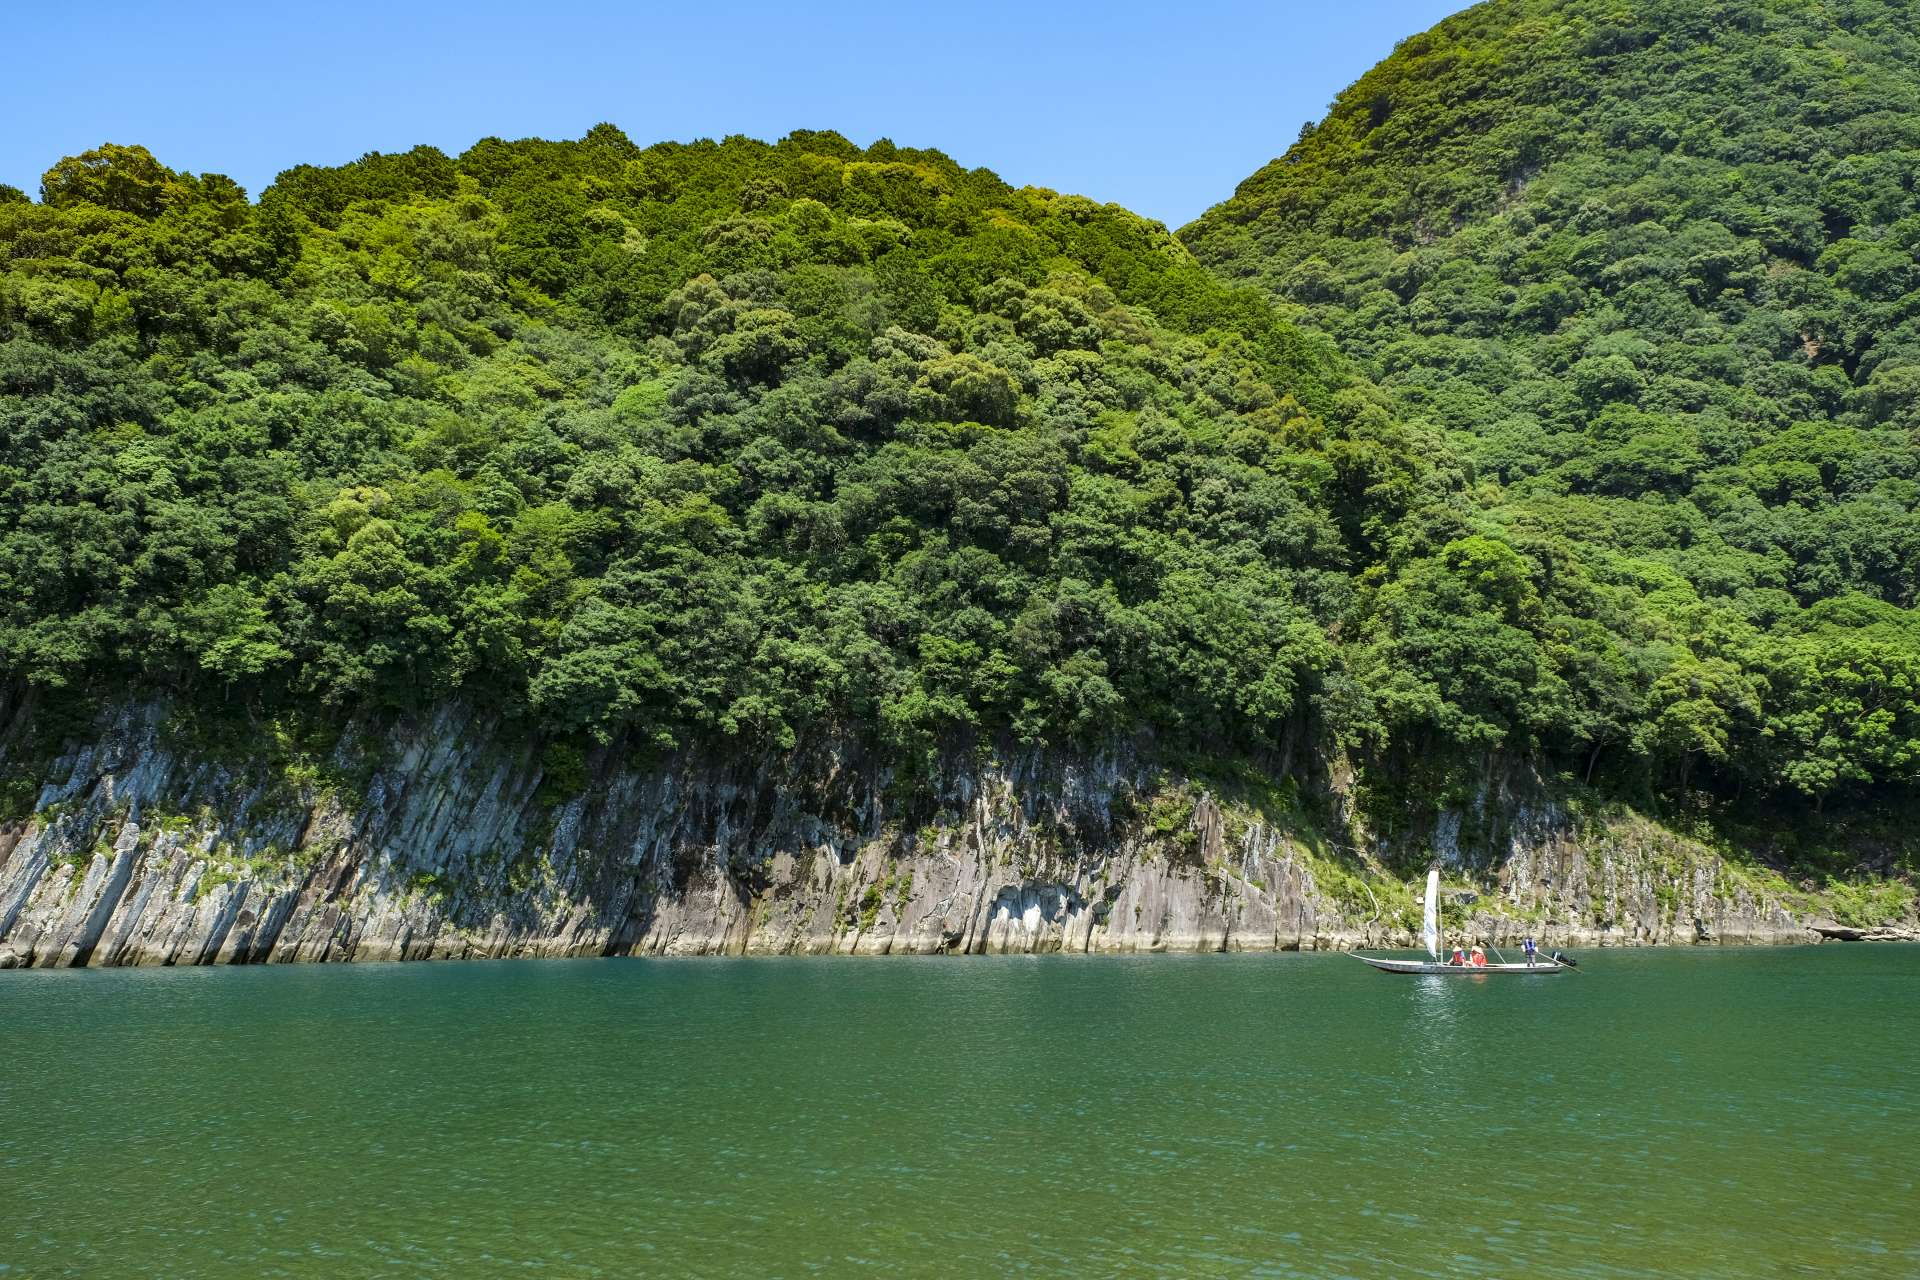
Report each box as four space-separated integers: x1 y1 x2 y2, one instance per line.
1809 921 1919 942
0 703 1887 967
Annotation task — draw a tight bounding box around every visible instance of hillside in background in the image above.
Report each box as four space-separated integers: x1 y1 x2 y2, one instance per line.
1185 0 1920 823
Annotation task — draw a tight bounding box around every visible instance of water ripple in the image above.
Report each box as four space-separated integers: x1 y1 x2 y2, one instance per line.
1 948 1917 1277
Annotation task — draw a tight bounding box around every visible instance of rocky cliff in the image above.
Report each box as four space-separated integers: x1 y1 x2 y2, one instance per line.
0 704 1903 968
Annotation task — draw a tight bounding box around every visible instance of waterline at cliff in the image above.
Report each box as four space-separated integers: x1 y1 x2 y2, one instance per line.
5 702 1898 968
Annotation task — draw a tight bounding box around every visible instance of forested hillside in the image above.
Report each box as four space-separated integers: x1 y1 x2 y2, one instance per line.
1186 0 1920 814
0 129 1418 791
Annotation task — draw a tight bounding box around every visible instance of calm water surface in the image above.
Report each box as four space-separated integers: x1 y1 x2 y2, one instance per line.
3 947 1917 1278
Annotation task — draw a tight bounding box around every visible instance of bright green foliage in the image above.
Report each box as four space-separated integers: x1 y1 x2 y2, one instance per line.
1186 0 1920 805
6 0 1920 829
0 129 1390 770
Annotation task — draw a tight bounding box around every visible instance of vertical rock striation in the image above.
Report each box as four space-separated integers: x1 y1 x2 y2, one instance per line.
0 704 1868 968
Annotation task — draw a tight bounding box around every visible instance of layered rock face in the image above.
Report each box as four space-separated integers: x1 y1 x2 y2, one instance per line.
0 705 1842 968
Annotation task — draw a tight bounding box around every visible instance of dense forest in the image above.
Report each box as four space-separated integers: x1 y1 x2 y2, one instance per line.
1185 0 1920 814
2 0 1917 852
0 130 1399 786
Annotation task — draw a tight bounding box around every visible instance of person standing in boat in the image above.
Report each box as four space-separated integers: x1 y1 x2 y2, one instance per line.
1523 935 1538 966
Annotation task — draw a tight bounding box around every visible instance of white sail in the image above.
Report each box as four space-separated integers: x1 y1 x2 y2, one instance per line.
1422 866 1441 959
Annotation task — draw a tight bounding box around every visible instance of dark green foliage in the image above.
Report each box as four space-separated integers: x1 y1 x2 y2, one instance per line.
0 129 1378 775
1186 0 1920 808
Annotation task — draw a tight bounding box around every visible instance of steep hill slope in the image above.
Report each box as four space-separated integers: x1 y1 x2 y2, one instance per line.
1 64 1915 965
1186 0 1920 811
0 130 1385 769
0 129 1478 967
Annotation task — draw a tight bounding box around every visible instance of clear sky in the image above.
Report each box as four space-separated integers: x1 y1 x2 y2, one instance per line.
5 0 1466 229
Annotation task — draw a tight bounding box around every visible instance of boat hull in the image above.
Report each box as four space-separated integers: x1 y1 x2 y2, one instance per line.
1355 955 1564 974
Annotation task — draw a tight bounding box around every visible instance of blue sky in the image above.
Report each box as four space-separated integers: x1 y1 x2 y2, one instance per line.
5 0 1465 228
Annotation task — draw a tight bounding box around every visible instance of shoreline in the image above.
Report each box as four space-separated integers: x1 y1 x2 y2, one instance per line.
6 926 1915 971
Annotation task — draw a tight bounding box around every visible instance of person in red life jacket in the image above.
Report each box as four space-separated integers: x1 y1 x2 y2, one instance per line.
1449 945 1466 966
1469 944 1487 967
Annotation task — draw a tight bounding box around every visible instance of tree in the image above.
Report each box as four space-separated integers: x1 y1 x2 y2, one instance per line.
40 144 187 216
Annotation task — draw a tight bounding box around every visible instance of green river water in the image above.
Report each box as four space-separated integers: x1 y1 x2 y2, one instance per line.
3 946 1916 1278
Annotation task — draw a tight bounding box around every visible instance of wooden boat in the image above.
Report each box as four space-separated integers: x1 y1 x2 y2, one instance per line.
1356 955 1563 975
1355 867 1567 975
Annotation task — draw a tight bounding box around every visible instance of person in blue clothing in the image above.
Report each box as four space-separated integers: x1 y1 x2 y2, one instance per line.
1522 935 1538 966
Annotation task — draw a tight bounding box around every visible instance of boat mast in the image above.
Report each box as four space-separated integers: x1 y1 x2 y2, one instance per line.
1423 865 1442 961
